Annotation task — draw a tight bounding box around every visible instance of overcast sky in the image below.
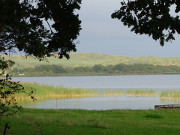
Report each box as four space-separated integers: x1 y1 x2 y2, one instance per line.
75 0 180 57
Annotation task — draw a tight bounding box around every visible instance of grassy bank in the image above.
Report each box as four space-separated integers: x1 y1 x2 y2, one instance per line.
1 109 180 135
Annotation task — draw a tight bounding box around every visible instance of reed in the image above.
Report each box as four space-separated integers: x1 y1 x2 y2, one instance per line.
103 90 124 97
15 82 99 102
15 82 180 103
14 83 160 103
126 89 155 97
98 89 156 97
160 90 180 101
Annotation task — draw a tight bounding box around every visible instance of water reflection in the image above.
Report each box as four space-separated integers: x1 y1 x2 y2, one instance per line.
23 96 179 110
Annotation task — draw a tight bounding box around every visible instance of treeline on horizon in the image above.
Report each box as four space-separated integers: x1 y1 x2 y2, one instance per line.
4 53 180 69
13 64 180 76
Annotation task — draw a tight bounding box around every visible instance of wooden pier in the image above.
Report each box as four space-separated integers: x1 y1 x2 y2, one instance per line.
155 104 180 109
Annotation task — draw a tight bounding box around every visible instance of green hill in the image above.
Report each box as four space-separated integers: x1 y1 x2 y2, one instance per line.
3 53 180 76
3 53 180 69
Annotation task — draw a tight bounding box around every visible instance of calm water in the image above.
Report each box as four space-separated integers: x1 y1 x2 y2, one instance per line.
13 75 180 110
13 75 180 89
23 96 179 110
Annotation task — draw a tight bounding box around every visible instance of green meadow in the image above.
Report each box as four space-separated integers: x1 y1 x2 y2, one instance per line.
1 109 180 135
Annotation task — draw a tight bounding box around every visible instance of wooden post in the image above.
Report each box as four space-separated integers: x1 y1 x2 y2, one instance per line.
56 99 57 110
3 123 10 135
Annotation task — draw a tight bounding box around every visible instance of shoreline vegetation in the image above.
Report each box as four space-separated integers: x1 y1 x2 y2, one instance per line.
14 83 180 102
12 64 180 77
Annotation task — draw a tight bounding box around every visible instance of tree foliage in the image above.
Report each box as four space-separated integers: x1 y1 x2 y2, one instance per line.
112 0 180 46
0 57 35 116
0 0 81 59
0 0 81 116
12 63 180 76
0 79 24 116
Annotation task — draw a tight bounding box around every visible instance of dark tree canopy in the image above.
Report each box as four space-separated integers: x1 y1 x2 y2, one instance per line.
112 0 180 46
0 56 35 116
0 0 81 116
0 0 81 59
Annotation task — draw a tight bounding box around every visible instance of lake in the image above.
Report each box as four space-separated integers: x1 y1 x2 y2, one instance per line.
13 75 180 110
13 75 180 89
23 96 180 110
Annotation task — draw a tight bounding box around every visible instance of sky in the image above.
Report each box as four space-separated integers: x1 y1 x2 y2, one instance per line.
75 0 180 57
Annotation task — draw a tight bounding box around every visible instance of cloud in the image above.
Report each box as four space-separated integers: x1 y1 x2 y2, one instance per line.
77 0 180 57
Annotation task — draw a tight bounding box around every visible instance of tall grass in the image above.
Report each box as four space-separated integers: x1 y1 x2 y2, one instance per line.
14 82 180 102
15 83 99 102
14 83 158 102
103 90 124 97
126 89 155 97
160 90 180 101
103 89 155 97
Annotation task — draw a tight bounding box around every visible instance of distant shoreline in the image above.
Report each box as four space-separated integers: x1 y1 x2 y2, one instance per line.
12 72 180 77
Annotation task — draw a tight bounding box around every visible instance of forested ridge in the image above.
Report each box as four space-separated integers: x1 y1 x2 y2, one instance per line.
4 53 180 76
14 63 180 76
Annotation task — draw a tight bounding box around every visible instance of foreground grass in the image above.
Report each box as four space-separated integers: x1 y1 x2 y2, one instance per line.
1 109 180 135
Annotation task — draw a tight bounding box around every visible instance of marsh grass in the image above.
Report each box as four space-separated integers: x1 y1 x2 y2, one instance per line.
103 89 156 97
126 89 155 97
15 83 99 102
160 90 180 101
103 90 124 97
13 82 180 103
